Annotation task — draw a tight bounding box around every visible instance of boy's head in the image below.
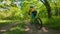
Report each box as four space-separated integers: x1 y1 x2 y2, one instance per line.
30 5 35 8
29 5 36 11
30 6 34 8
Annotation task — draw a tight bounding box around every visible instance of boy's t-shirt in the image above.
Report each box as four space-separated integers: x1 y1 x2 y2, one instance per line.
31 11 37 19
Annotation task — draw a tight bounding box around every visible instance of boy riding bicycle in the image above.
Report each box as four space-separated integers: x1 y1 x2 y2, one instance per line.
28 6 48 32
28 6 42 30
25 6 48 32
29 6 37 23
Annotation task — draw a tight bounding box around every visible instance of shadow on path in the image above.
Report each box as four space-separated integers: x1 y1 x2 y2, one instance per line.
25 22 60 34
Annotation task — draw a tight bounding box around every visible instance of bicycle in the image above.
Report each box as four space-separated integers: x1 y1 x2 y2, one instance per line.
30 15 43 30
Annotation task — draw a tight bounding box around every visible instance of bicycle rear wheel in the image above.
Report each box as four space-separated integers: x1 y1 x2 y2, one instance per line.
34 18 42 30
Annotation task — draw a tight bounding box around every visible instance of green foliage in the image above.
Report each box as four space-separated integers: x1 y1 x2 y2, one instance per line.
0 0 60 30
44 16 60 30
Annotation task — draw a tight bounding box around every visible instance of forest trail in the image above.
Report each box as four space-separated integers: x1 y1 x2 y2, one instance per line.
25 22 60 34
25 28 60 34
0 21 60 34
0 21 20 34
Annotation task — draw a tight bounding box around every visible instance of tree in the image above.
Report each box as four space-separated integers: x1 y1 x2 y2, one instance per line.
54 0 60 16
40 0 52 18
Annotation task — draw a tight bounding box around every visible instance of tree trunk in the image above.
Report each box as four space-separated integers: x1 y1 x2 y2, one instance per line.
40 0 52 18
53 1 59 16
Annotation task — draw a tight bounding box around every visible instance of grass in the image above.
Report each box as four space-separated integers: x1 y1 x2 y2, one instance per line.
0 20 24 28
42 16 60 30
0 20 25 34
0 22 10 29
0 20 17 28
3 22 25 34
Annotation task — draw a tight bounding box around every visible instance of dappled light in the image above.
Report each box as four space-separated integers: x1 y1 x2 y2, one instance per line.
0 0 60 34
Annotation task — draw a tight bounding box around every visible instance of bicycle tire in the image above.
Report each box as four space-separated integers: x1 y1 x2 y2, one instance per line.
34 18 43 30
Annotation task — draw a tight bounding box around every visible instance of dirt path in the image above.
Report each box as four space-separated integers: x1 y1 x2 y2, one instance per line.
0 21 20 33
25 22 60 34
0 21 60 34
25 27 60 34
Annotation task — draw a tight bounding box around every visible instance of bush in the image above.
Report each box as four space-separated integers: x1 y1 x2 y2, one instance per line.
44 16 60 30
